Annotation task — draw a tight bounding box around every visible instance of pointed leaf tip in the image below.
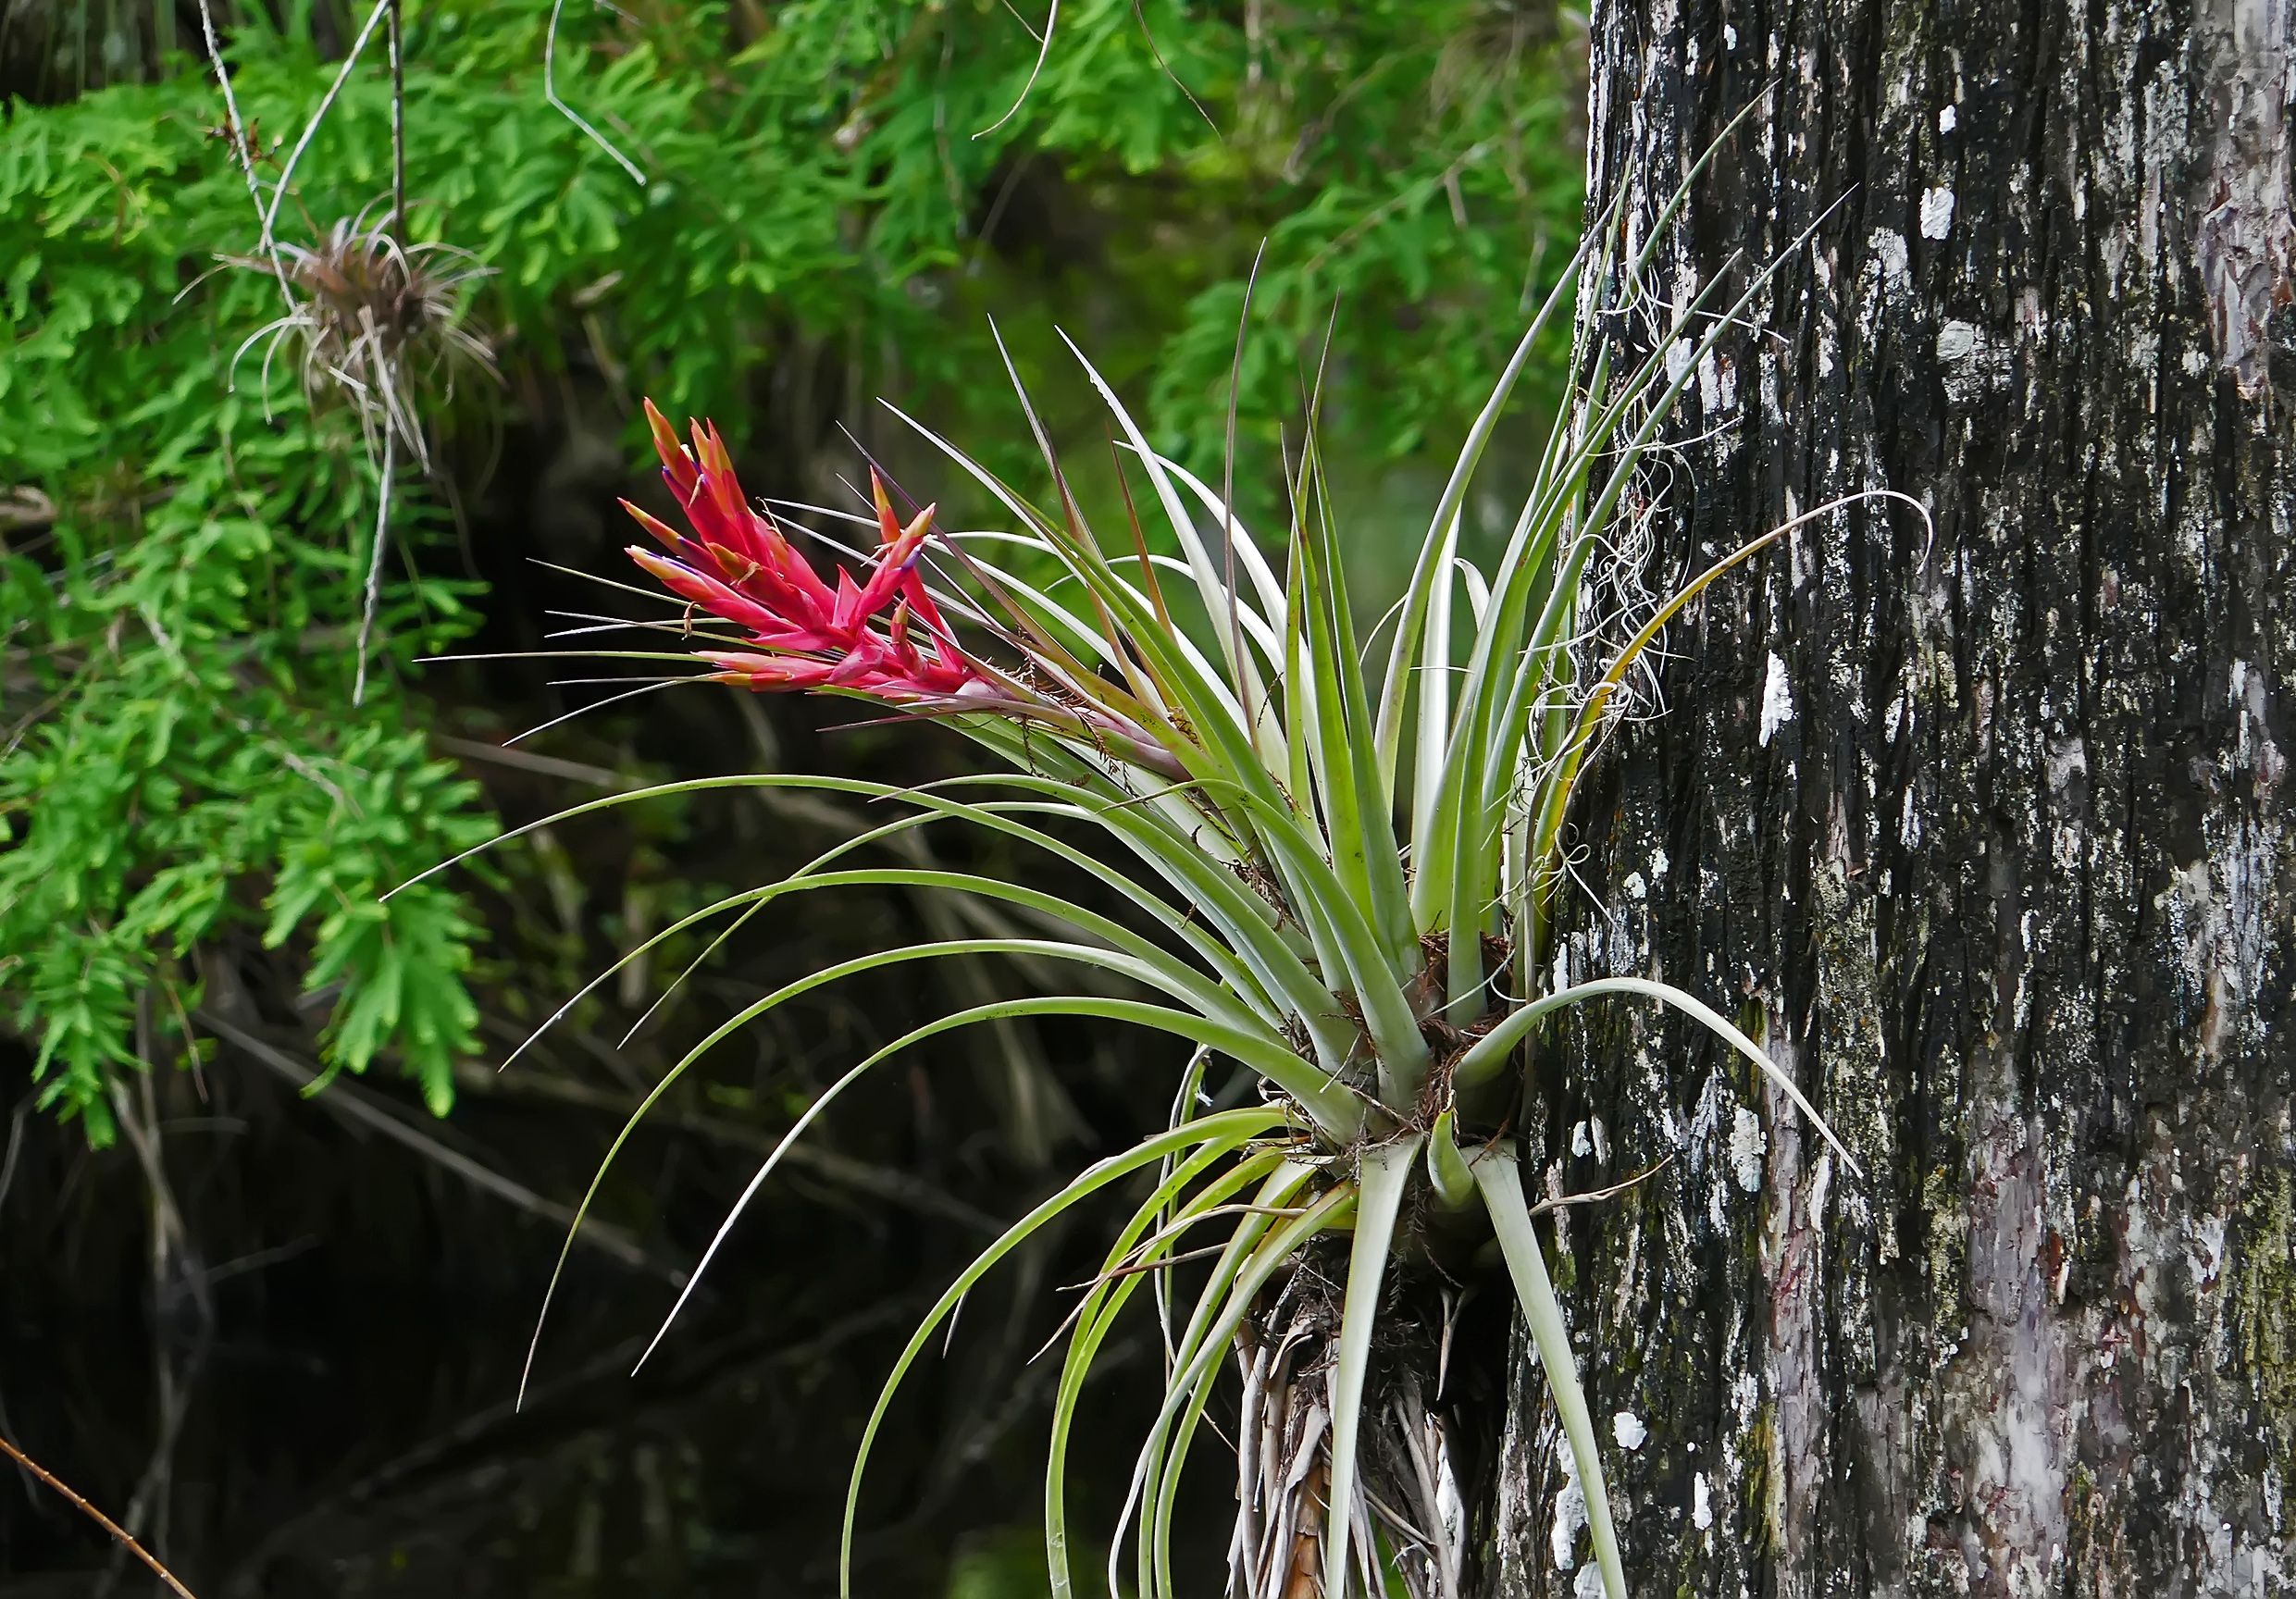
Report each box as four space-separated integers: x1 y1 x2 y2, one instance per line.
694 419 737 484
625 544 680 581
620 498 684 550
869 467 900 542
1426 1109 1477 1209
643 398 699 494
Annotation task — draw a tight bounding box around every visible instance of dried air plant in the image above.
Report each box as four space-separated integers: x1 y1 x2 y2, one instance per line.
219 203 495 703
228 205 496 470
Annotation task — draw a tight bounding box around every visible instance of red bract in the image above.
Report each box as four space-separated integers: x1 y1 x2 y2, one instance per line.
623 400 981 701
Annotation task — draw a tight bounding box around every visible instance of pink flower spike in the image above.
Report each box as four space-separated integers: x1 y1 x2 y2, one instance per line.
867 468 896 541
625 397 987 706
643 399 699 500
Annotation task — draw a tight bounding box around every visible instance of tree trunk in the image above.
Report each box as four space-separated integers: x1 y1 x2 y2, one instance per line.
1486 0 2294 1594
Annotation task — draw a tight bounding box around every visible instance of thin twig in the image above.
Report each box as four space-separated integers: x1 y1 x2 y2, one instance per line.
0 1433 200 1599
0 1096 26 1213
196 1009 674 1279
353 428 394 706
194 0 291 304
1527 1153 1675 1217
386 0 406 237
446 1061 1006 1234
977 0 1057 137
431 733 633 787
260 0 393 252
101 1070 205 1595
544 0 648 185
1130 0 1217 133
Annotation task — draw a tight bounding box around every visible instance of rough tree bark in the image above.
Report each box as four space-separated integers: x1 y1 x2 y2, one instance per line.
1486 0 2293 1594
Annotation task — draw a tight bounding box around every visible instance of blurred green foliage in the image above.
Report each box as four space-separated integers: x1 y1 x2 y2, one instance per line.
1 0 1582 1143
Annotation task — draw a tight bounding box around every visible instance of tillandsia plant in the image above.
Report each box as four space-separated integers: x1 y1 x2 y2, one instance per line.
405 164 1914 1598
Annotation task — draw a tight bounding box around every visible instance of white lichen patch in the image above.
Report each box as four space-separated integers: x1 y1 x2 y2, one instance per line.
1550 1444 1587 1568
1730 1105 1767 1192
1613 1410 1648 1450
1869 228 1911 286
1666 338 1695 389
1758 652 1795 746
1809 1152 1834 1224
1936 319 2015 405
1919 184 1956 239
1699 349 1739 416
1937 319 1981 361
